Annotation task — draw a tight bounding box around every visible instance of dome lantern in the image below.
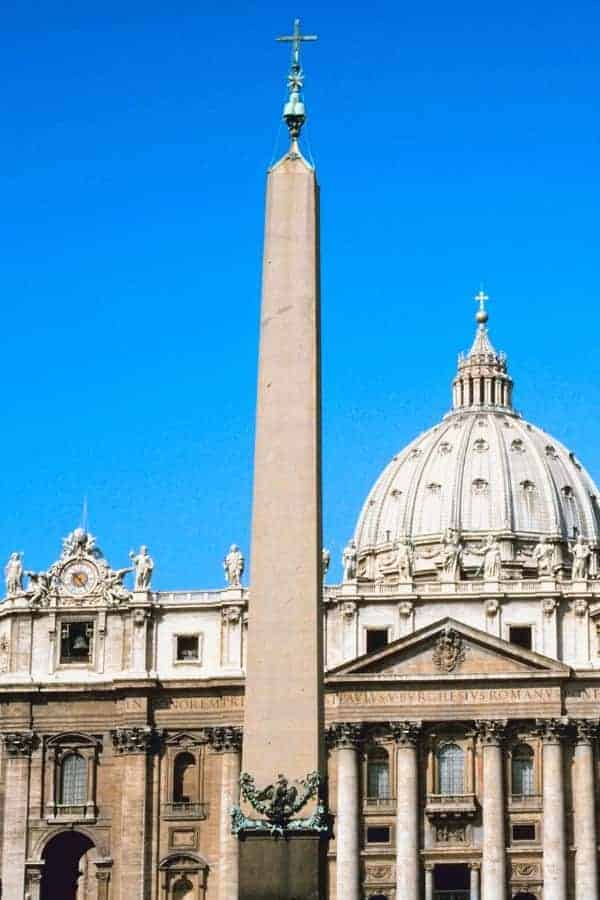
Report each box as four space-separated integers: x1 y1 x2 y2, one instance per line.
452 291 514 412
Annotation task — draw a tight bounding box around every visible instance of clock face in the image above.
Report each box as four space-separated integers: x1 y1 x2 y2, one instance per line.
61 561 97 596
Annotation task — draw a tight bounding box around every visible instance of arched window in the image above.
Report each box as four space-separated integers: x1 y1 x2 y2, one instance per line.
366 747 390 799
59 753 87 805
173 875 194 900
173 752 196 804
438 743 465 795
512 744 535 796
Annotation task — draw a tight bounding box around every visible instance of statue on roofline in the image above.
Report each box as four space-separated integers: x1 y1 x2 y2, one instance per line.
223 544 244 587
129 546 154 590
5 552 24 596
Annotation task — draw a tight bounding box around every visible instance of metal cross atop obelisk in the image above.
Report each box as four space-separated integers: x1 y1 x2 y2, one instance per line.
276 17 318 65
276 19 318 140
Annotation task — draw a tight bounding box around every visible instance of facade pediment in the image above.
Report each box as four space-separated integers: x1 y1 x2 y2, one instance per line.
327 617 570 680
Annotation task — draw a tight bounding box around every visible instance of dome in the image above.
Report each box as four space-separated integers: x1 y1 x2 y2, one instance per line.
353 295 600 580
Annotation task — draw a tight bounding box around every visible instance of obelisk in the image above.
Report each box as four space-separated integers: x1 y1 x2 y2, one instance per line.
237 19 325 900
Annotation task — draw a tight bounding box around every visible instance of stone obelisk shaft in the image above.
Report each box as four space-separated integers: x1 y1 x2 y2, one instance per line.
243 150 323 786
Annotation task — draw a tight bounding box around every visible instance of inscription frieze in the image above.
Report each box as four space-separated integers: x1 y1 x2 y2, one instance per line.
327 685 561 709
154 695 243 712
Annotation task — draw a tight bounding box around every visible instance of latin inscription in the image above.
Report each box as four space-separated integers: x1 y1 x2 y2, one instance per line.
327 686 560 708
154 695 243 711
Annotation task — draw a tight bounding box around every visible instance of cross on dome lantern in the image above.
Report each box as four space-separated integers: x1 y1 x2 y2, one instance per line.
474 289 489 325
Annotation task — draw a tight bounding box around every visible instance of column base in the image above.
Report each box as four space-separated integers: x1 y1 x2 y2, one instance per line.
239 834 325 900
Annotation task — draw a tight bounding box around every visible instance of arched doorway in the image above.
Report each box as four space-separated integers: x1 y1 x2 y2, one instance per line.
41 831 94 900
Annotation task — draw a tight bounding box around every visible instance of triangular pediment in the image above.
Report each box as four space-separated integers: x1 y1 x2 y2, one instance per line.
327 617 570 680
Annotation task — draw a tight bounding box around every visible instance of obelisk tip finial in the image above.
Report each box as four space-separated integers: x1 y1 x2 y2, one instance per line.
275 19 318 143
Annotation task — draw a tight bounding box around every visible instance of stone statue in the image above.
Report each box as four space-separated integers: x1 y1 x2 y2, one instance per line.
532 537 554 576
129 546 154 590
61 527 100 559
570 535 592 581
223 544 244 587
322 548 331 578
342 540 357 581
102 567 133 606
26 570 52 607
396 538 414 582
473 535 502 579
438 528 463 581
4 552 23 595
378 538 413 582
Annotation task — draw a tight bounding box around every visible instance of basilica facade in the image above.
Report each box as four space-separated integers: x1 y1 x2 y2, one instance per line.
0 301 599 900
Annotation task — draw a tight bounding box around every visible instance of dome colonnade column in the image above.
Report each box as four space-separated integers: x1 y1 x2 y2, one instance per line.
329 723 362 900
476 720 507 900
573 719 599 900
391 720 422 900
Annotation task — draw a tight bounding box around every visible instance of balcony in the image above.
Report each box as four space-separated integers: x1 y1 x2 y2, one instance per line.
425 793 477 821
509 793 542 811
46 803 96 823
162 801 209 821
364 795 396 813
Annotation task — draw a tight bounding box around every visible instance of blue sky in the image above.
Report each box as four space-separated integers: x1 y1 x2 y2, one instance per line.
1 1 599 589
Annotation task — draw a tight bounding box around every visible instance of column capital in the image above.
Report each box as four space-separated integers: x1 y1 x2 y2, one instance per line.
390 720 422 746
468 861 481 871
424 862 435 872
327 722 363 750
475 719 508 746
205 725 243 753
573 718 600 744
110 726 155 755
2 731 36 757
535 717 570 744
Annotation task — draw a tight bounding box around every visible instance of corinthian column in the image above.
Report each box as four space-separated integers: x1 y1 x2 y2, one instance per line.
111 726 154 899
537 718 568 900
211 727 243 900
476 720 507 900
330 723 362 900
391 721 421 900
1 732 35 900
573 719 599 900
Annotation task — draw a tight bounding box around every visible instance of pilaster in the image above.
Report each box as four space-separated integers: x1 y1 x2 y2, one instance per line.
1 731 35 900
208 727 243 900
112 726 155 899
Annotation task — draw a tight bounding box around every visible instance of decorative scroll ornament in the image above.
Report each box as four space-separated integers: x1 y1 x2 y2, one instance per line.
3 731 35 756
390 720 422 747
433 627 466 673
111 726 155 755
231 771 328 837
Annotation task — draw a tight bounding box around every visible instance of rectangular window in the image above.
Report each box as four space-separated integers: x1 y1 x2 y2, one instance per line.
509 625 532 651
60 622 93 664
366 629 389 654
512 823 536 842
176 635 200 662
366 826 390 844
